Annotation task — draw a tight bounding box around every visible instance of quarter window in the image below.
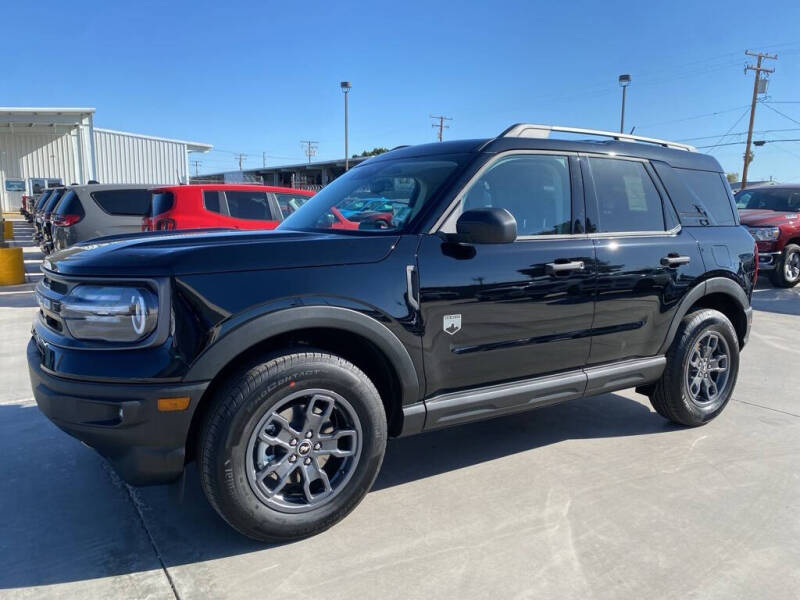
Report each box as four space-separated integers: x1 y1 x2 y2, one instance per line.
588 158 665 232
676 169 736 225
449 154 572 236
203 191 222 213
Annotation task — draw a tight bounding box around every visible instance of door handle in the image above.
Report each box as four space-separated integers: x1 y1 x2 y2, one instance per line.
546 260 585 274
660 254 691 267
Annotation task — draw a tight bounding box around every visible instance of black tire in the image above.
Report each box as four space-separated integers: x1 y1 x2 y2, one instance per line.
769 244 800 288
198 351 387 542
649 309 739 427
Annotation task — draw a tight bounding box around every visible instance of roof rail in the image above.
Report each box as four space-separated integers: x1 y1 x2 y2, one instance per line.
500 123 696 152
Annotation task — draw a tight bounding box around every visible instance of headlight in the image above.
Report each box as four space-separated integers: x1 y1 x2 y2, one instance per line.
61 285 158 342
747 227 780 241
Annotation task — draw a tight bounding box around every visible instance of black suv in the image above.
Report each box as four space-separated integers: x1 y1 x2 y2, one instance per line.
29 124 755 541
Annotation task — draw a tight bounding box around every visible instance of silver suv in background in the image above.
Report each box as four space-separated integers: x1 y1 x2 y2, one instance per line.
50 184 153 252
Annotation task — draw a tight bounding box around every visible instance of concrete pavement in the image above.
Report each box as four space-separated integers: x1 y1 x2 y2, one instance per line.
1 225 798 599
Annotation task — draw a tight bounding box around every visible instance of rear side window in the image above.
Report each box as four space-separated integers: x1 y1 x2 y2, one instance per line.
151 192 174 216
275 193 311 217
53 190 85 217
588 158 665 232
203 191 221 213
225 191 273 221
92 189 151 216
675 169 736 225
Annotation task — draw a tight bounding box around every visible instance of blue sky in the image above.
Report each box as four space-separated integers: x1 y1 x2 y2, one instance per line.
2 0 799 181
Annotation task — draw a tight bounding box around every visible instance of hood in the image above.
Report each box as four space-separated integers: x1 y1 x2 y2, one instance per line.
44 229 401 277
738 209 800 227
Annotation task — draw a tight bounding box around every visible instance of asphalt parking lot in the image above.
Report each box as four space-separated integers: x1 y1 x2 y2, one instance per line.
1 219 799 599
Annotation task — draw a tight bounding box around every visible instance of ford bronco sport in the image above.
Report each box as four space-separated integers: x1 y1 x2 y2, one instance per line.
29 124 755 542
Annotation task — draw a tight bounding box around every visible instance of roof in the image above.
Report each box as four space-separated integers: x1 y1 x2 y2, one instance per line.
370 136 721 171
94 127 212 153
150 183 314 194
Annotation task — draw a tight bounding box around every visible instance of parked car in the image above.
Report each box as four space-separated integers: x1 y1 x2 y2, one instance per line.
20 195 34 220
29 124 755 542
141 184 314 232
736 184 800 287
33 188 66 247
48 184 153 253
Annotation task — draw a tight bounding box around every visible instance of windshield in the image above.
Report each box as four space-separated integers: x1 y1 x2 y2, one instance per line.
278 157 463 232
736 188 800 212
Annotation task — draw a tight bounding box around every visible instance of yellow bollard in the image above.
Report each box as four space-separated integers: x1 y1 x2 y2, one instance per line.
2 221 12 239
0 247 25 285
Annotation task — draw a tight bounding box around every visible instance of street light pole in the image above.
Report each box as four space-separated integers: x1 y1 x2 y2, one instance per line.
618 74 631 133
340 81 352 171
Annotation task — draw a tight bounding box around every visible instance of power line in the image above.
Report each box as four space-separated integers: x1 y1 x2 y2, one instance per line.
761 102 800 127
430 115 453 142
190 159 202 177
741 50 777 189
678 127 800 142
704 107 752 152
300 140 319 163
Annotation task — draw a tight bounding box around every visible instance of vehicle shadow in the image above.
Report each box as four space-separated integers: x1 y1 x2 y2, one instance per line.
0 392 678 591
751 275 800 316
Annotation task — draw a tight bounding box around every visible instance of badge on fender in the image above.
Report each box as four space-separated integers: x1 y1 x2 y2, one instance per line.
443 314 461 335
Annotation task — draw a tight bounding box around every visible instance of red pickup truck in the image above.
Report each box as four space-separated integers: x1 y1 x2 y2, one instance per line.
736 184 800 287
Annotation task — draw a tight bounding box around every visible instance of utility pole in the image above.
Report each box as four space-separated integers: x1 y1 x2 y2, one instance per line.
340 81 352 170
300 140 319 164
190 160 201 177
430 115 453 142
741 50 777 189
235 153 247 171
262 152 266 168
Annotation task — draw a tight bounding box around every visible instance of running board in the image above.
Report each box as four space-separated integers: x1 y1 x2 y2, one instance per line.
407 356 666 433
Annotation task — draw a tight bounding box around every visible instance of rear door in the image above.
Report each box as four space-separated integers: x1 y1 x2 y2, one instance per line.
583 156 705 364
222 190 281 230
418 152 597 398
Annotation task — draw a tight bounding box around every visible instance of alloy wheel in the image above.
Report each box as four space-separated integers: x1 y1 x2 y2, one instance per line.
245 389 362 513
685 331 731 408
784 250 800 282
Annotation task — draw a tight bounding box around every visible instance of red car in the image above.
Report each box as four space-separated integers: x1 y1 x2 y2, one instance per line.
142 184 315 232
736 184 800 287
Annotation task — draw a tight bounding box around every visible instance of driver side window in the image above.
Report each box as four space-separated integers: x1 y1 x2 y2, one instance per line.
444 154 572 236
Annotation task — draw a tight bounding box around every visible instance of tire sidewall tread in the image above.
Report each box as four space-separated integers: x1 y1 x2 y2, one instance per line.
198 351 387 542
651 309 740 427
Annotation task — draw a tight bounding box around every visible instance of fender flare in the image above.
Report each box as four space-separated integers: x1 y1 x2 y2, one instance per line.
184 305 421 406
657 277 750 354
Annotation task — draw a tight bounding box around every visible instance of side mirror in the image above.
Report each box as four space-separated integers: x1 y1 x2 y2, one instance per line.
454 207 517 244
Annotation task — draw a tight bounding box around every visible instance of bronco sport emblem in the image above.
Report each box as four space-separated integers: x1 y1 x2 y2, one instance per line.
443 314 462 335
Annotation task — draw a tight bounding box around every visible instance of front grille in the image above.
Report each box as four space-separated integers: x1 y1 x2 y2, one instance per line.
35 273 75 335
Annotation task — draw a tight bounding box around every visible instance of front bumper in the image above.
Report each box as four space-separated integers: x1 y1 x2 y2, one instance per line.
28 339 209 485
757 251 781 270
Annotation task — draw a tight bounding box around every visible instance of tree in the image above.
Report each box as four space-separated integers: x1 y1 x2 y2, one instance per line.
725 173 739 183
353 147 389 158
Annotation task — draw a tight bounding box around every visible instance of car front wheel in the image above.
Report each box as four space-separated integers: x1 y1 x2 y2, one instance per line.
198 351 387 542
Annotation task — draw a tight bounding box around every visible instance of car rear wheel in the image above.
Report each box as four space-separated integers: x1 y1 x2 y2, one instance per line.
648 309 739 427
769 244 800 288
198 351 386 542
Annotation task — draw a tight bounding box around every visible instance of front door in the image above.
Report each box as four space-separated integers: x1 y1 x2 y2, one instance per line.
417 153 596 398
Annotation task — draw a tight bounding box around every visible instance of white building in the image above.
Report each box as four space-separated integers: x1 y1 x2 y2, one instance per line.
0 107 212 213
